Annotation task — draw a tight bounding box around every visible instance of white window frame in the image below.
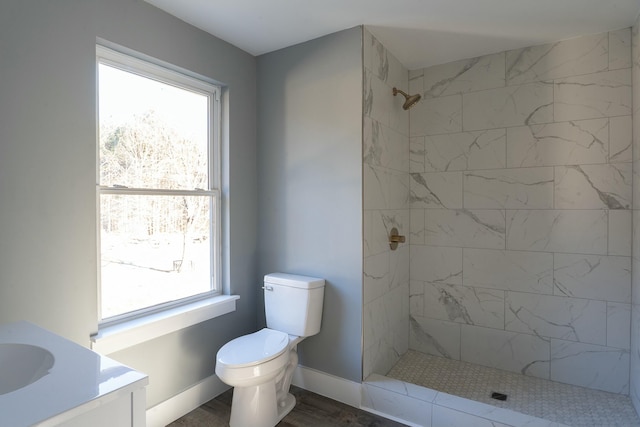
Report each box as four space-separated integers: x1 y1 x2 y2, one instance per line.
92 45 237 353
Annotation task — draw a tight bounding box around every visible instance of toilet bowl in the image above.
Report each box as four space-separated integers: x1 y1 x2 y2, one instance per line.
216 329 300 427
215 273 325 427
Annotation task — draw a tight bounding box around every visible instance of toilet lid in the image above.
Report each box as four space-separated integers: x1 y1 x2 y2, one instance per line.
217 328 289 368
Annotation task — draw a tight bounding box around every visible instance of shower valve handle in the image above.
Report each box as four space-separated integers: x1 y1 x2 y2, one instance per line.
389 227 405 250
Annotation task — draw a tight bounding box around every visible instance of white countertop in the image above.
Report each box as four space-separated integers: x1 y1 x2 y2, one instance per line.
0 321 148 427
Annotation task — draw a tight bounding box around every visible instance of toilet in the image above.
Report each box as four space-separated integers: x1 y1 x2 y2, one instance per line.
215 273 325 427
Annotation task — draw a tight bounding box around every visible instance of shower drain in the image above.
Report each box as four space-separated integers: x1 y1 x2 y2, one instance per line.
491 391 508 401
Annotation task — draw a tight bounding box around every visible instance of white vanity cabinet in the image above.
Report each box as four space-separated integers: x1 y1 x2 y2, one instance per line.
56 387 146 427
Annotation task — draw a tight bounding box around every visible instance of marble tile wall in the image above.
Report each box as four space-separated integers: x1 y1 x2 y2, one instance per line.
362 28 410 379
409 28 633 394
631 16 640 415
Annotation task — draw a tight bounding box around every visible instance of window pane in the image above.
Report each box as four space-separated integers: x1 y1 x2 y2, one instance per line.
98 63 209 190
100 194 214 319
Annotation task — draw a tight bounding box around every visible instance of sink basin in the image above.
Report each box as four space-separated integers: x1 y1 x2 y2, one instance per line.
0 343 54 395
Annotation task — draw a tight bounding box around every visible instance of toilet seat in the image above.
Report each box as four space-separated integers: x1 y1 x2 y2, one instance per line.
217 328 289 368
215 328 292 387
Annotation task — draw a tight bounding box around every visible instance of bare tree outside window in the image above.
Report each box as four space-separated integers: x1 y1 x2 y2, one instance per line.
97 52 219 321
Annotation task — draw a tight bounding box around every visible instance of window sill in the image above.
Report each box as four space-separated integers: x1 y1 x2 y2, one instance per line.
91 295 240 355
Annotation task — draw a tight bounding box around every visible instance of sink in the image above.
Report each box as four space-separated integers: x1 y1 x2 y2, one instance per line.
0 343 54 395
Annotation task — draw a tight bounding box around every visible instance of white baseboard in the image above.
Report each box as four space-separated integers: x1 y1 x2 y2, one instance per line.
146 374 229 427
291 366 422 426
291 365 361 409
145 366 405 427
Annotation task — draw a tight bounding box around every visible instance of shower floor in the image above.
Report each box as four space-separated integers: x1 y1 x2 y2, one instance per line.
386 350 640 427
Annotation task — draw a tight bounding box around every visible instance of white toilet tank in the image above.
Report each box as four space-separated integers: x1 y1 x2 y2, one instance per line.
264 273 325 337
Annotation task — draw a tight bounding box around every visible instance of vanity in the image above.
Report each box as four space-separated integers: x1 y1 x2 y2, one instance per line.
0 321 148 427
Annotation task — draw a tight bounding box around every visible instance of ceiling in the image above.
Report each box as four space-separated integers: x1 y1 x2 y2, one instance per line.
145 0 640 70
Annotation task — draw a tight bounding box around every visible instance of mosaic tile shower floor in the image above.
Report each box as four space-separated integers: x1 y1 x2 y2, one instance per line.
387 350 640 427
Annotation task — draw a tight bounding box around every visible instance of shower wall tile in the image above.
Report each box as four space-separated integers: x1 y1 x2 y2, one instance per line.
634 158 640 210
462 83 554 131
410 94 462 137
422 52 505 98
409 209 425 245
365 209 409 258
550 340 630 394
607 302 631 350
460 325 550 379
554 68 632 121
363 210 373 258
366 84 408 138
363 269 408 365
423 282 504 329
410 315 461 359
463 168 554 209
363 29 374 74
409 171 463 209
610 115 633 163
553 254 631 303
364 251 390 304
364 69 394 127
409 137 425 173
390 95 410 136
386 282 410 340
609 28 632 71
364 297 387 350
410 280 424 317
364 164 409 210
506 210 608 254
632 304 640 411
363 283 409 378
635 17 640 411
410 245 462 284
506 33 608 85
409 68 424 80
424 129 506 172
369 32 408 90
364 117 409 172
362 32 410 382
390 244 410 289
611 115 633 168
389 55 409 95
609 210 632 256
363 339 398 381
463 248 553 294
370 34 390 82
554 163 632 210
634 211 640 306
506 119 608 168
425 209 505 249
409 75 422 102
404 28 635 394
505 292 607 345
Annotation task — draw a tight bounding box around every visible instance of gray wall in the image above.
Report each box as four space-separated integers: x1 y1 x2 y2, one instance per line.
257 27 364 382
0 0 258 406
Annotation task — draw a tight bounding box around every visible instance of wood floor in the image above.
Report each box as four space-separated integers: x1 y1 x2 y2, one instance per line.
167 385 407 427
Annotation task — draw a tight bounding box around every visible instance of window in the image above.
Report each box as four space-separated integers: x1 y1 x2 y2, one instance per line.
97 46 221 324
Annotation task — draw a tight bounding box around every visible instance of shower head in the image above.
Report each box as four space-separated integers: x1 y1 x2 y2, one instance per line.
393 87 421 110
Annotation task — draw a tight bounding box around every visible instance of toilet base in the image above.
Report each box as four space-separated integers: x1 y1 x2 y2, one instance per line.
277 392 296 421
229 383 296 427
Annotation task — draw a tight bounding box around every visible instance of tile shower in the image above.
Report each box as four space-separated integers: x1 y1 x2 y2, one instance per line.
363 16 640 424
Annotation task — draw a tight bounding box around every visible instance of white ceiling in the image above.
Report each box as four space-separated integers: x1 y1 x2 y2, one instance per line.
145 0 640 70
